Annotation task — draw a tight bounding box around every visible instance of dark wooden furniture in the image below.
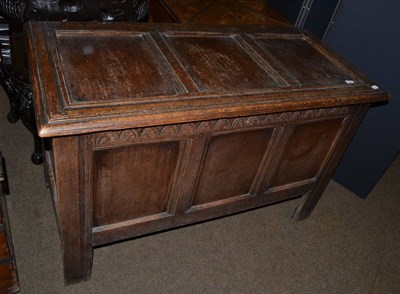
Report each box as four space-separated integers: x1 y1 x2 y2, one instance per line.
149 0 291 26
0 153 19 293
0 0 148 164
25 21 388 284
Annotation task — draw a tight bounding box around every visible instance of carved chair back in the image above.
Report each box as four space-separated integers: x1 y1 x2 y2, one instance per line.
0 0 149 164
0 0 148 66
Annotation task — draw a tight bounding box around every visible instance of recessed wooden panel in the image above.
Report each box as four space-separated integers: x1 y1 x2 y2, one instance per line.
93 141 179 226
253 38 354 86
57 34 178 103
271 118 344 187
168 35 279 92
193 129 273 206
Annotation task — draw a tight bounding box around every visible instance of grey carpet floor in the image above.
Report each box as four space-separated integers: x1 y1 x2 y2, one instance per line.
0 88 399 293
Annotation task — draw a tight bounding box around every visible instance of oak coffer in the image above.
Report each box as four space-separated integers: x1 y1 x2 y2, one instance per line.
25 22 388 284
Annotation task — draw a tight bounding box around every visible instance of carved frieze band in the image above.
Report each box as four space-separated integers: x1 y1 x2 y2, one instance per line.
94 106 353 148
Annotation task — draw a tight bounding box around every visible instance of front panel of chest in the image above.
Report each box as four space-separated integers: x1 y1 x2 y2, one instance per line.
87 106 354 241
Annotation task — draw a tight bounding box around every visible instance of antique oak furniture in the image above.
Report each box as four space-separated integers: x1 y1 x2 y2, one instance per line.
25 21 388 284
0 152 19 293
0 0 148 164
149 0 291 26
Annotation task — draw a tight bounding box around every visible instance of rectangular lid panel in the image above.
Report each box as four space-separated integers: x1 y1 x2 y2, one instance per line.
164 34 280 92
56 33 182 103
252 37 357 87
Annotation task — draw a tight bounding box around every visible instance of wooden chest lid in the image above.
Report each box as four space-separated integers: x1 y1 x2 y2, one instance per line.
25 22 388 137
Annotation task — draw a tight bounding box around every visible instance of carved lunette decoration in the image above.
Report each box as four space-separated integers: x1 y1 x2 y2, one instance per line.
94 106 353 148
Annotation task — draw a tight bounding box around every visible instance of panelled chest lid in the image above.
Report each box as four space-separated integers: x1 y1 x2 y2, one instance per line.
25 22 388 137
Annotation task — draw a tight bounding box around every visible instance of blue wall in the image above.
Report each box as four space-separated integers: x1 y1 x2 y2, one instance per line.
325 0 400 197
